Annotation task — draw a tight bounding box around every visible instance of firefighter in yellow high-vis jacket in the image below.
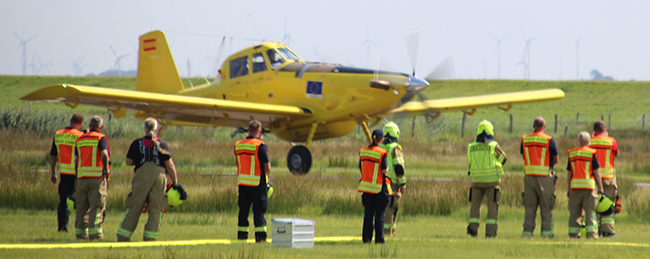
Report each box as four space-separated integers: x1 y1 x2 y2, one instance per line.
380 122 405 236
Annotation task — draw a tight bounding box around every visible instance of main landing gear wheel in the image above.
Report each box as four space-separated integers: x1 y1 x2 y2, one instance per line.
287 145 312 175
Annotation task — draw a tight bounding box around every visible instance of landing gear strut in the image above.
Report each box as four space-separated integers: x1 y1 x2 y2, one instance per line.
287 145 311 175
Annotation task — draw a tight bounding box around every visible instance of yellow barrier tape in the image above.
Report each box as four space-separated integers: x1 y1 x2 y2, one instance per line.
1 236 649 249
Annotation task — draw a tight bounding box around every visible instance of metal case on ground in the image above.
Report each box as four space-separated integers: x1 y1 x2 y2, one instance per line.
270 218 315 248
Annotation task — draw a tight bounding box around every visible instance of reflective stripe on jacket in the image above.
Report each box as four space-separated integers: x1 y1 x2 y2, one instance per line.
568 146 597 190
467 141 505 183
358 146 393 195
522 132 552 176
380 142 405 184
234 138 266 187
54 128 84 175
76 131 109 178
590 135 616 179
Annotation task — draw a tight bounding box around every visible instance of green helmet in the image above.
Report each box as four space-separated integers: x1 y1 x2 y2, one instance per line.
597 194 614 216
476 120 494 136
168 187 184 207
383 122 400 139
66 195 75 214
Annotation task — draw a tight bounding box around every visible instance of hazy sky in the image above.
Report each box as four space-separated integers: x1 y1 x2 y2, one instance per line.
2 0 649 81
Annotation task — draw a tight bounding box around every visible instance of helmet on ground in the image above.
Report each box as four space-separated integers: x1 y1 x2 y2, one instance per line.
383 122 401 139
476 120 494 136
267 183 274 198
168 187 184 207
66 195 75 214
597 194 614 216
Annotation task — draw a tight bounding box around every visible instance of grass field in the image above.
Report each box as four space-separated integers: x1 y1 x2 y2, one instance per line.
2 76 650 258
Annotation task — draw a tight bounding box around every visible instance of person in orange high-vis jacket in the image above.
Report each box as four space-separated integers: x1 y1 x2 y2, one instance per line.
75 116 110 241
521 117 559 238
590 120 619 237
359 129 393 244
50 113 84 232
567 131 604 239
235 120 271 243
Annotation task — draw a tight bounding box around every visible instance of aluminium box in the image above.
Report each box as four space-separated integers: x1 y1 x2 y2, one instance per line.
271 218 315 248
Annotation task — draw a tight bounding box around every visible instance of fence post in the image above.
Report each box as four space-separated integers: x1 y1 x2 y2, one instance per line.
608 114 611 130
576 112 580 124
509 113 513 134
601 114 604 121
554 114 558 133
644 114 646 130
461 113 467 137
411 117 416 137
564 126 568 137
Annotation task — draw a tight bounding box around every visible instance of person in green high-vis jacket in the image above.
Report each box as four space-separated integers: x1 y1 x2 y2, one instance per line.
466 120 507 238
380 122 405 237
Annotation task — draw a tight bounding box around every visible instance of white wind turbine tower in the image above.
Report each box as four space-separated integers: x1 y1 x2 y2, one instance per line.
13 31 37 76
570 34 588 80
110 46 129 76
71 56 86 76
517 29 537 80
359 25 374 61
281 15 292 45
490 33 509 79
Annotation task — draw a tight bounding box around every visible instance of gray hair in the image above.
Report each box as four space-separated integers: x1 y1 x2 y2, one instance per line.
578 131 591 146
89 115 103 129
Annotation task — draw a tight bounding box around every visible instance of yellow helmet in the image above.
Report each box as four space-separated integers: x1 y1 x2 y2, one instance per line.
383 122 401 139
597 194 614 216
476 120 494 136
167 187 183 207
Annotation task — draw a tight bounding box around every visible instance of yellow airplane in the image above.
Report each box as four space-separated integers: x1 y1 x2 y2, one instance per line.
22 30 564 174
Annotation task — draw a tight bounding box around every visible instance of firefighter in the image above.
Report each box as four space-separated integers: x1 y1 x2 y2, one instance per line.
359 129 392 244
467 120 507 238
50 113 85 232
590 120 619 237
521 117 559 238
567 131 604 239
117 118 179 241
235 120 271 243
380 122 405 236
74 115 110 241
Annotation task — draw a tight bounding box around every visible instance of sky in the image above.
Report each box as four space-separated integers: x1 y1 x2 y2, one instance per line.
2 0 649 81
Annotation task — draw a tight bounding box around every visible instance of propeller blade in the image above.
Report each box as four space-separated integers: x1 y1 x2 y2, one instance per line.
404 30 420 75
426 57 455 80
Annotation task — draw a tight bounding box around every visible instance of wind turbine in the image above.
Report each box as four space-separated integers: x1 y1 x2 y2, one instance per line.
570 34 588 80
359 25 374 61
281 15 292 45
490 33 509 79
110 46 129 76
13 31 37 76
517 29 537 80
71 56 86 76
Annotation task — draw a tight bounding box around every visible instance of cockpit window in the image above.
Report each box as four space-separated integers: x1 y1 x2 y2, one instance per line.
267 49 286 69
277 48 300 61
252 53 267 73
230 56 249 78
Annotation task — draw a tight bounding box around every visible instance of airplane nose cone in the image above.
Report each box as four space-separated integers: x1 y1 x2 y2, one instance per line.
407 75 429 87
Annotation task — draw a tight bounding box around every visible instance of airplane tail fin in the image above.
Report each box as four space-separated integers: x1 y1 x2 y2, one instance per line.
136 31 185 94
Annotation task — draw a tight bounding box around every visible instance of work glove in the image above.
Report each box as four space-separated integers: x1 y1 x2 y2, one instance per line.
169 183 188 200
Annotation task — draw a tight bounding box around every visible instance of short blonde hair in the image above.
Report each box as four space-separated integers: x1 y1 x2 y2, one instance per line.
578 131 591 146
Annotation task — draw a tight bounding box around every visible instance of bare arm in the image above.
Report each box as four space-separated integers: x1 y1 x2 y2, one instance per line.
125 157 135 166
165 159 178 184
263 162 272 179
50 155 58 183
593 169 604 194
101 150 110 174
551 155 559 168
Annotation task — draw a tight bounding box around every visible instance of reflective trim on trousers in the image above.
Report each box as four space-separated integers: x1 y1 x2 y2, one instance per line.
541 231 554 237
486 219 497 225
255 226 267 232
88 227 103 235
601 218 615 225
144 230 158 240
586 226 598 233
117 227 133 238
238 226 248 232
75 228 87 235
469 218 480 224
568 227 582 234
522 231 533 237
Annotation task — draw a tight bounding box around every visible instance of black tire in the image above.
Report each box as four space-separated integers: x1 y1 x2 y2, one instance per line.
287 145 312 175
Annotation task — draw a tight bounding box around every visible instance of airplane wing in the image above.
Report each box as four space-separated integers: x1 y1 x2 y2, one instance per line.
21 84 313 127
389 88 565 115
